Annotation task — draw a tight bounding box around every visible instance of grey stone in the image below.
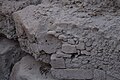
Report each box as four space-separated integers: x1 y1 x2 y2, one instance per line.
56 51 71 58
47 31 56 35
106 75 119 80
10 55 56 80
86 39 93 47
51 68 93 80
81 50 91 56
50 54 65 69
65 58 82 68
62 43 77 53
58 34 67 40
81 60 89 64
94 69 106 80
54 33 61 37
0 0 42 39
86 46 92 51
0 36 26 80
68 39 75 45
76 42 85 50
107 71 120 79
13 5 62 62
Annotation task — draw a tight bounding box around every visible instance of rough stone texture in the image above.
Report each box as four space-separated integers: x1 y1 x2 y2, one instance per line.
106 75 119 80
62 43 77 53
11 0 120 80
76 42 85 50
51 68 93 80
0 35 26 80
1 0 120 80
13 4 62 63
107 70 120 80
0 0 42 39
94 69 106 80
10 55 56 80
51 54 65 69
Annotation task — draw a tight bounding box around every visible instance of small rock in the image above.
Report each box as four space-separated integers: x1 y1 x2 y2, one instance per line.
51 54 65 69
97 53 103 57
81 50 91 56
86 39 93 47
68 39 75 45
107 71 120 79
58 34 66 40
66 31 72 35
76 42 85 50
93 69 106 80
82 60 89 64
72 58 79 62
55 27 63 33
54 33 61 37
62 44 77 53
56 51 71 58
86 46 92 51
47 31 56 35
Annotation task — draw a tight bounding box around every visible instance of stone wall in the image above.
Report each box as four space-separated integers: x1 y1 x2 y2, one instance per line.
1 0 120 80
12 1 120 79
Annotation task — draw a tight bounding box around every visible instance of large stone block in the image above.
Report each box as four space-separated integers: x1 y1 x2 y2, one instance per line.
50 54 65 69
10 55 56 80
13 5 61 62
0 0 42 39
93 69 106 80
51 68 93 80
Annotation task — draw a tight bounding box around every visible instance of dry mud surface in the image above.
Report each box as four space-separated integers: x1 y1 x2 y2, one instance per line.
1 0 120 80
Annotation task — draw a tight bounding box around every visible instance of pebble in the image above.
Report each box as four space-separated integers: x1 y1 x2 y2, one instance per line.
47 31 56 35
58 34 66 40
